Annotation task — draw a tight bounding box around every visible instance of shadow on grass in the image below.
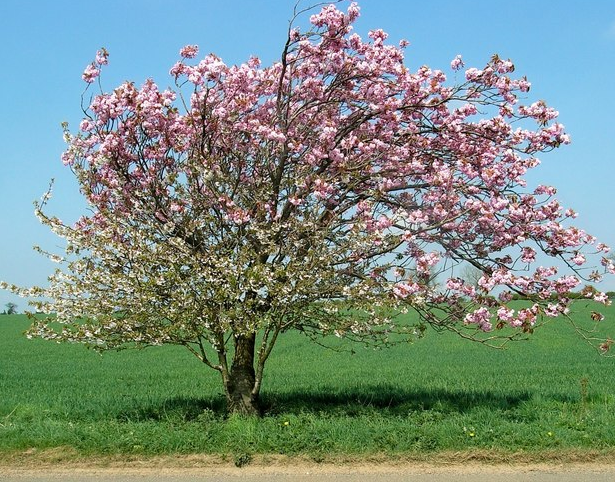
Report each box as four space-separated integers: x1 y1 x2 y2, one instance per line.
117 396 226 422
117 384 534 421
261 384 533 416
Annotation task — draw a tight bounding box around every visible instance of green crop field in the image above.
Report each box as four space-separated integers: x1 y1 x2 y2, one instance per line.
1 301 614 463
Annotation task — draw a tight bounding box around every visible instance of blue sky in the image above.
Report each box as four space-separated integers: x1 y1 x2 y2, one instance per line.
1 0 614 310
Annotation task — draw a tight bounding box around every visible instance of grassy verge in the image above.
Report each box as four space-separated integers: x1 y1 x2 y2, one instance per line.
1 301 614 462
3 448 615 469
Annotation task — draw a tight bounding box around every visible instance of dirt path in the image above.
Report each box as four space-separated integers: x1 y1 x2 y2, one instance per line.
3 463 615 482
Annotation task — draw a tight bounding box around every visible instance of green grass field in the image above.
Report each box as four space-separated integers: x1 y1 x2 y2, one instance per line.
1 301 614 463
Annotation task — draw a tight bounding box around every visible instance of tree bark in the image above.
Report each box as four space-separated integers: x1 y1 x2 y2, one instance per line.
224 332 260 416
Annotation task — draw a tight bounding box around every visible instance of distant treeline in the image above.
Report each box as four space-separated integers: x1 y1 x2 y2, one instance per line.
510 290 615 301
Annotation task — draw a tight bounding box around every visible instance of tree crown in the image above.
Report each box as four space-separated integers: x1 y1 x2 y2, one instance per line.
3 1 613 354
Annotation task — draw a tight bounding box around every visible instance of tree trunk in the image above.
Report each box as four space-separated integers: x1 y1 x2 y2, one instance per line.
224 333 260 416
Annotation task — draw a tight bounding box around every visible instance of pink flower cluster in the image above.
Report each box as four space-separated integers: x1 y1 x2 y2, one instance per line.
82 48 108 83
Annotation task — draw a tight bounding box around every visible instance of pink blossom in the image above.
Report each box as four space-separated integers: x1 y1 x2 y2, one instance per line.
465 67 483 81
347 2 360 21
571 253 586 266
368 29 388 42
535 266 557 278
375 215 392 230
594 292 611 305
596 243 610 253
517 306 538 325
416 252 440 273
446 278 463 291
228 209 251 225
495 59 514 74
544 303 562 317
169 62 185 78
450 55 464 71
554 275 579 293
508 318 523 328
517 78 531 92
497 306 514 322
477 275 494 291
393 282 420 298
464 307 492 332
179 45 199 59
498 291 513 302
79 119 95 132
289 28 301 41
513 276 532 291
95 48 109 66
564 208 577 218
521 247 536 263
82 63 100 83
534 185 557 196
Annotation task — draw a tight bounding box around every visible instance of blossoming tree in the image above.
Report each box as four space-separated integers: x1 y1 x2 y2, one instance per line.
5 2 614 414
